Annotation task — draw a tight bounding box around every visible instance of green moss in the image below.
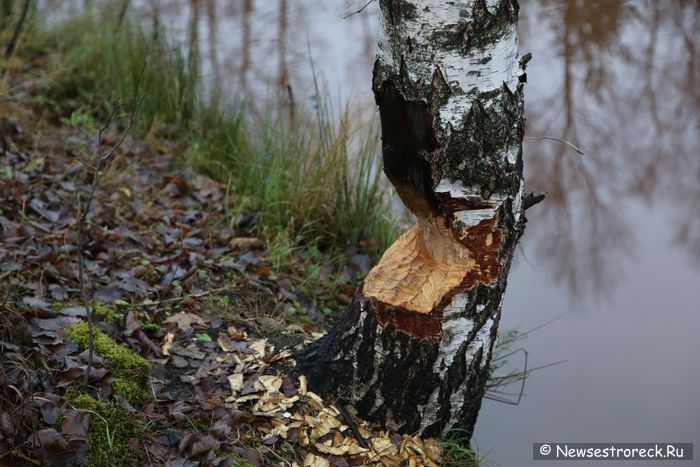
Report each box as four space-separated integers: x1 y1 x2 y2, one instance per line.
229 460 256 467
69 393 142 467
113 377 146 403
67 322 150 372
207 294 231 309
93 302 115 323
67 322 150 403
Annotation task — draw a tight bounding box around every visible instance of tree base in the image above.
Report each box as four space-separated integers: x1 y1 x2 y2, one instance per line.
297 290 497 438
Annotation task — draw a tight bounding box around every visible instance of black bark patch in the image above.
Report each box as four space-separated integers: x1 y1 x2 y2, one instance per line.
382 0 419 24
375 81 440 213
465 0 519 51
423 0 518 54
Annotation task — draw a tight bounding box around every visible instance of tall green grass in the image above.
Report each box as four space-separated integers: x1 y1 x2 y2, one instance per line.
41 9 196 131
32 5 397 256
190 104 396 250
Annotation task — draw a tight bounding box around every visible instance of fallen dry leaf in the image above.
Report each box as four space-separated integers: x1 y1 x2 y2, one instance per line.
228 373 244 393
161 331 175 355
163 312 207 332
303 452 330 467
229 237 266 251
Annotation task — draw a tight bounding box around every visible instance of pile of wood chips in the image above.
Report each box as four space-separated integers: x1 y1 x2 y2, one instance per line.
217 331 443 466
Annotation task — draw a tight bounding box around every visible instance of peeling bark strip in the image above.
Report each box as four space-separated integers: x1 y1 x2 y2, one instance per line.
298 0 527 438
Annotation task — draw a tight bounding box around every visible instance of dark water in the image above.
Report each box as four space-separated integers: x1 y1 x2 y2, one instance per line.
51 1 700 465
477 2 700 466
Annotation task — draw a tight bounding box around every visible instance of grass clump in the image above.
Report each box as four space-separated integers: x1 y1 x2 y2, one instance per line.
68 392 143 466
208 109 397 254
67 322 150 402
438 429 483 467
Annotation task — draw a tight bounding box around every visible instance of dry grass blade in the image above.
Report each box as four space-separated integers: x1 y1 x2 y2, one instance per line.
525 135 585 155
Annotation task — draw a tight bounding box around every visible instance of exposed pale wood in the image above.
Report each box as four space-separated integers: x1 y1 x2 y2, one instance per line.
363 212 502 317
364 174 505 315
363 216 474 313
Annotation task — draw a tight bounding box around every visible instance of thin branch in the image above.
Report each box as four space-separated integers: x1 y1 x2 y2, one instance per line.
135 286 231 307
0 449 41 465
487 348 528 406
342 0 376 19
522 312 567 335
524 135 584 155
76 106 116 385
337 404 370 449
523 191 546 210
75 154 97 171
0 135 8 159
486 357 567 405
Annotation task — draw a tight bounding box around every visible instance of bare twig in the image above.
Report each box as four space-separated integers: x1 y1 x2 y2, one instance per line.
487 360 566 395
486 351 566 405
0 135 8 159
337 404 370 449
77 63 145 386
342 0 376 19
524 135 584 155
75 154 97 170
485 316 568 405
76 107 117 386
0 449 41 465
135 286 231 308
523 191 546 210
522 312 567 334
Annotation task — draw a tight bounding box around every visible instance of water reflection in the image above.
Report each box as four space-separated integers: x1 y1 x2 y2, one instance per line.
164 0 375 109
522 0 700 295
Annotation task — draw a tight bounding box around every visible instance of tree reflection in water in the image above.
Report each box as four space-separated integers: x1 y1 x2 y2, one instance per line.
521 0 699 295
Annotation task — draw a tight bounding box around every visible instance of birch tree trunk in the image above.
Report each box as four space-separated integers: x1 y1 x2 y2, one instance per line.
298 0 527 439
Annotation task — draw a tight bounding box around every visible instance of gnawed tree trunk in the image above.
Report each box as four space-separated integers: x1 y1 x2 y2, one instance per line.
298 0 527 439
